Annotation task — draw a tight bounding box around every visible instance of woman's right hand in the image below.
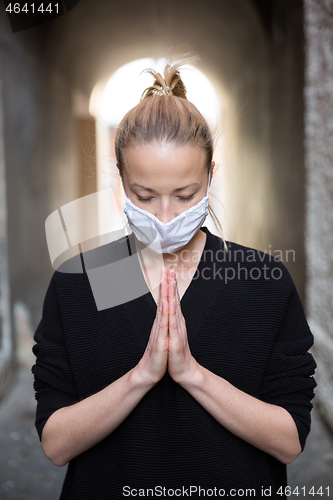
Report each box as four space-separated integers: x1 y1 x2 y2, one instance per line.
40 267 170 466
135 267 169 385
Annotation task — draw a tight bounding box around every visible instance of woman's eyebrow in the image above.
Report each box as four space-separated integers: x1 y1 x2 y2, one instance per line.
130 183 200 192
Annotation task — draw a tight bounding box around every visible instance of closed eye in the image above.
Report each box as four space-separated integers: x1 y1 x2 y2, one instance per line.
177 194 195 202
137 197 153 202
137 194 195 203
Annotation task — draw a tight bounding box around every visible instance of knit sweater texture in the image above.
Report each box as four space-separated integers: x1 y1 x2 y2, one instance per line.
31 227 316 500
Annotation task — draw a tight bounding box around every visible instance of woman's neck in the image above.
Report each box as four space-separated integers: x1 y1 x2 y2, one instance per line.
162 228 206 270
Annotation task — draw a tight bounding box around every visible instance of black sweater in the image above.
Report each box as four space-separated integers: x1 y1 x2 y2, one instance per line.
31 227 316 500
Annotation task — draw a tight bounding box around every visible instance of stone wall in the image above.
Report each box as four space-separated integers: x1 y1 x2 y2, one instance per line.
0 7 78 330
0 50 16 403
304 0 333 431
0 0 309 403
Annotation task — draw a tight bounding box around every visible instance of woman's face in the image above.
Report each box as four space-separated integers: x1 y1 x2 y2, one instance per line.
121 142 212 223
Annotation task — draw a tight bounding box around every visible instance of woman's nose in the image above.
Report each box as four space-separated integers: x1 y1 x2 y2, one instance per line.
155 201 176 223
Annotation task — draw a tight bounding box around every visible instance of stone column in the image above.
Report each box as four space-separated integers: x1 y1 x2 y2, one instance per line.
304 0 333 430
0 55 15 403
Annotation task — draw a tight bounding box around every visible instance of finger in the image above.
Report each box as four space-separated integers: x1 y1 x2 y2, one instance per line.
152 294 168 343
168 268 176 302
174 275 186 333
157 267 163 309
160 266 167 302
153 273 166 338
166 270 172 303
166 270 184 339
162 266 169 302
157 298 169 340
156 271 164 319
166 267 172 301
170 274 182 336
175 276 181 311
168 297 179 339
173 276 182 333
158 274 169 330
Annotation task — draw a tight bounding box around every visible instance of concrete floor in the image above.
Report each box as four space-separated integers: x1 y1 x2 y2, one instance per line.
0 366 66 500
0 364 332 500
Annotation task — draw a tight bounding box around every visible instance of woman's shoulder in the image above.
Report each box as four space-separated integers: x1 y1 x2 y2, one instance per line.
224 239 291 268
43 268 89 315
204 228 294 288
48 234 146 312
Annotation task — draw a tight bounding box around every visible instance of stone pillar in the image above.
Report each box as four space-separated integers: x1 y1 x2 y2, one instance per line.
0 57 16 403
304 0 333 430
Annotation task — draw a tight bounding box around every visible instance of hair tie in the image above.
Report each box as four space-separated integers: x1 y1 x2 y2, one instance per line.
152 86 172 96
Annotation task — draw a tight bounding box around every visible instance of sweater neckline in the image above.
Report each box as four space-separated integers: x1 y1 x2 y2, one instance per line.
146 226 221 308
144 227 208 307
123 226 225 347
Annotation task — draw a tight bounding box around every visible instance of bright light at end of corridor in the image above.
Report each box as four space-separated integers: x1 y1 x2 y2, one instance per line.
90 58 220 129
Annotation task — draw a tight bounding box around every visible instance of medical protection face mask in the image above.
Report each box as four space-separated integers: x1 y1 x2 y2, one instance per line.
123 171 211 254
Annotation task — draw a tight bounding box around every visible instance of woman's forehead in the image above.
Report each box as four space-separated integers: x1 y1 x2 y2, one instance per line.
122 142 207 180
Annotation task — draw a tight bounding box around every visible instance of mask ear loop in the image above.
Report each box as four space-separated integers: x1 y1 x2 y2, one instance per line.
207 169 211 196
121 187 132 237
207 168 229 253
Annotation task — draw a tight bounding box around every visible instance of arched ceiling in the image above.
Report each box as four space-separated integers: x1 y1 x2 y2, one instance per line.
40 0 266 98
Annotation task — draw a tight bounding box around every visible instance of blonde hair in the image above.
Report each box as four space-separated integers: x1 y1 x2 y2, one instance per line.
115 56 226 246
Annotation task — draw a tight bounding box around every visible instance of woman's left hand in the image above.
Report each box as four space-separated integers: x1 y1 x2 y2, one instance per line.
167 268 199 385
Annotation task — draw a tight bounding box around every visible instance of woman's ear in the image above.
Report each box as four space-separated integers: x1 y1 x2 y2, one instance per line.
117 164 123 180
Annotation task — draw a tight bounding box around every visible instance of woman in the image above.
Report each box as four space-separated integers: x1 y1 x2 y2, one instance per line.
32 58 316 500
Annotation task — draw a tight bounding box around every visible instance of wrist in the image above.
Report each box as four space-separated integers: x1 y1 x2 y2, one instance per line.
130 363 160 391
176 359 205 390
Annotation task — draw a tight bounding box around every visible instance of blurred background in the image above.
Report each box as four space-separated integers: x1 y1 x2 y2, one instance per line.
0 0 332 498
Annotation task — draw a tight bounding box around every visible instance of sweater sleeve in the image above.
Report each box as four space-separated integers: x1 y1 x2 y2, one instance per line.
259 276 317 452
31 272 79 442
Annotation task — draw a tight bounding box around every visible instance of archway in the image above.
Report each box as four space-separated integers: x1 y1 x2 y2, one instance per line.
89 57 226 238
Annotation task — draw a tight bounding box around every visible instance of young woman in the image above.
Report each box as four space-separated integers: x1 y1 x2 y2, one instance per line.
32 59 316 500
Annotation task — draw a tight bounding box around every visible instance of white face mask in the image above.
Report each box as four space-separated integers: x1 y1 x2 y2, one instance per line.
123 171 211 254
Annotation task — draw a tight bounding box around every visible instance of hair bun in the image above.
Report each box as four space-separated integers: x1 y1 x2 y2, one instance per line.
140 62 187 100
